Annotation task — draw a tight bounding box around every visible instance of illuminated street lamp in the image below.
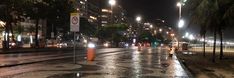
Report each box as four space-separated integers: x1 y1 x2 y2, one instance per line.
136 16 141 23
178 19 185 28
109 0 116 6
150 25 153 28
159 28 162 32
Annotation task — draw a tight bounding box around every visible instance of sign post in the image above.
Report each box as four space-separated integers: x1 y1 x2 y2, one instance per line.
70 13 80 64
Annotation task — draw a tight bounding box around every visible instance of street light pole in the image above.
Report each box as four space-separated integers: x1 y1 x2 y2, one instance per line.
109 0 116 46
177 2 182 51
136 16 142 50
136 16 141 43
136 16 142 31
109 0 116 24
111 6 113 24
177 2 182 19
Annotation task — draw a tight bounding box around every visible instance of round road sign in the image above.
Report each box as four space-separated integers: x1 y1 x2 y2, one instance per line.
72 16 78 25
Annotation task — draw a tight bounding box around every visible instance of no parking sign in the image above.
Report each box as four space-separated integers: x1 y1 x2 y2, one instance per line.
70 13 80 32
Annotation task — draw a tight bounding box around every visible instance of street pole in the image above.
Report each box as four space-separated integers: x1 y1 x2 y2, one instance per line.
109 0 116 25
73 32 76 64
177 3 182 51
70 12 79 64
179 5 181 19
111 6 113 24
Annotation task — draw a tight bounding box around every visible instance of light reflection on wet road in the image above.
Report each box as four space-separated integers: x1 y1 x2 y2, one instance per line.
0 48 126 77
0 47 191 78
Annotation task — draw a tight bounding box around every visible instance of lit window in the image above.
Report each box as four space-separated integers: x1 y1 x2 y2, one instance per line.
102 9 112 13
80 1 85 4
102 9 108 12
101 15 108 18
89 16 97 20
102 21 107 23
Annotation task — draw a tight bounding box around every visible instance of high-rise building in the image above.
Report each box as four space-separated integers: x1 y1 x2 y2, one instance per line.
99 0 128 27
77 0 100 27
113 5 128 24
77 0 129 27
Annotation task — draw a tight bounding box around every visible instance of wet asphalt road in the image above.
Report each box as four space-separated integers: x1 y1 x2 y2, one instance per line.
0 47 191 78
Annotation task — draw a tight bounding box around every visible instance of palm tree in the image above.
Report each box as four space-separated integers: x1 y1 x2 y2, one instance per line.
0 0 26 49
23 0 49 48
187 0 212 58
187 0 234 62
218 0 234 59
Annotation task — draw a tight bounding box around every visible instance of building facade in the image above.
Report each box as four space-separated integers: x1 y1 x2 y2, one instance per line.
99 0 128 27
77 0 100 27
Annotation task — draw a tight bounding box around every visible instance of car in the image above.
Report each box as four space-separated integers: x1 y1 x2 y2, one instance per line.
57 42 68 48
103 42 111 48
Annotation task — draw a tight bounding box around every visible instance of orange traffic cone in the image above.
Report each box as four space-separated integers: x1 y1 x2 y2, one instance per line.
87 48 95 61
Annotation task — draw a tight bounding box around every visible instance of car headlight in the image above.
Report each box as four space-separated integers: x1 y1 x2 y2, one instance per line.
88 43 95 48
11 43 16 46
104 43 109 47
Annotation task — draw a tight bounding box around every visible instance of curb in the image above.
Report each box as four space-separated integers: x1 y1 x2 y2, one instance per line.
0 47 84 54
174 53 194 78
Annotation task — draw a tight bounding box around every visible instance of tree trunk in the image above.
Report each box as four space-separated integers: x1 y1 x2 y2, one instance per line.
219 28 223 60
10 23 15 42
35 19 39 48
212 28 217 63
203 34 206 57
3 21 10 49
6 25 10 49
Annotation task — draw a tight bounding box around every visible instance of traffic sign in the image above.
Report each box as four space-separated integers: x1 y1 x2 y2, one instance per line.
70 13 80 32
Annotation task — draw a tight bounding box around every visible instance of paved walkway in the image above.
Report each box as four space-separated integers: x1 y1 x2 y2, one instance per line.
190 47 234 52
2 48 192 78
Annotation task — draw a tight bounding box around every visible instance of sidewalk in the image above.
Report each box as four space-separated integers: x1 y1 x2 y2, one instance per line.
177 49 234 78
190 47 234 53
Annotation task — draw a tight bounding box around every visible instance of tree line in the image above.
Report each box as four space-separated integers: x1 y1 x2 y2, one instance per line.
187 0 234 62
0 0 97 49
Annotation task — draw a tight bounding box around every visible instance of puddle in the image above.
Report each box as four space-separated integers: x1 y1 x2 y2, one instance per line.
202 68 215 72
75 64 103 71
161 63 170 68
47 72 107 78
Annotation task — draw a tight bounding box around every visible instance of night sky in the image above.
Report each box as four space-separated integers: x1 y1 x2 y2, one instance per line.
120 0 178 27
119 0 234 40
